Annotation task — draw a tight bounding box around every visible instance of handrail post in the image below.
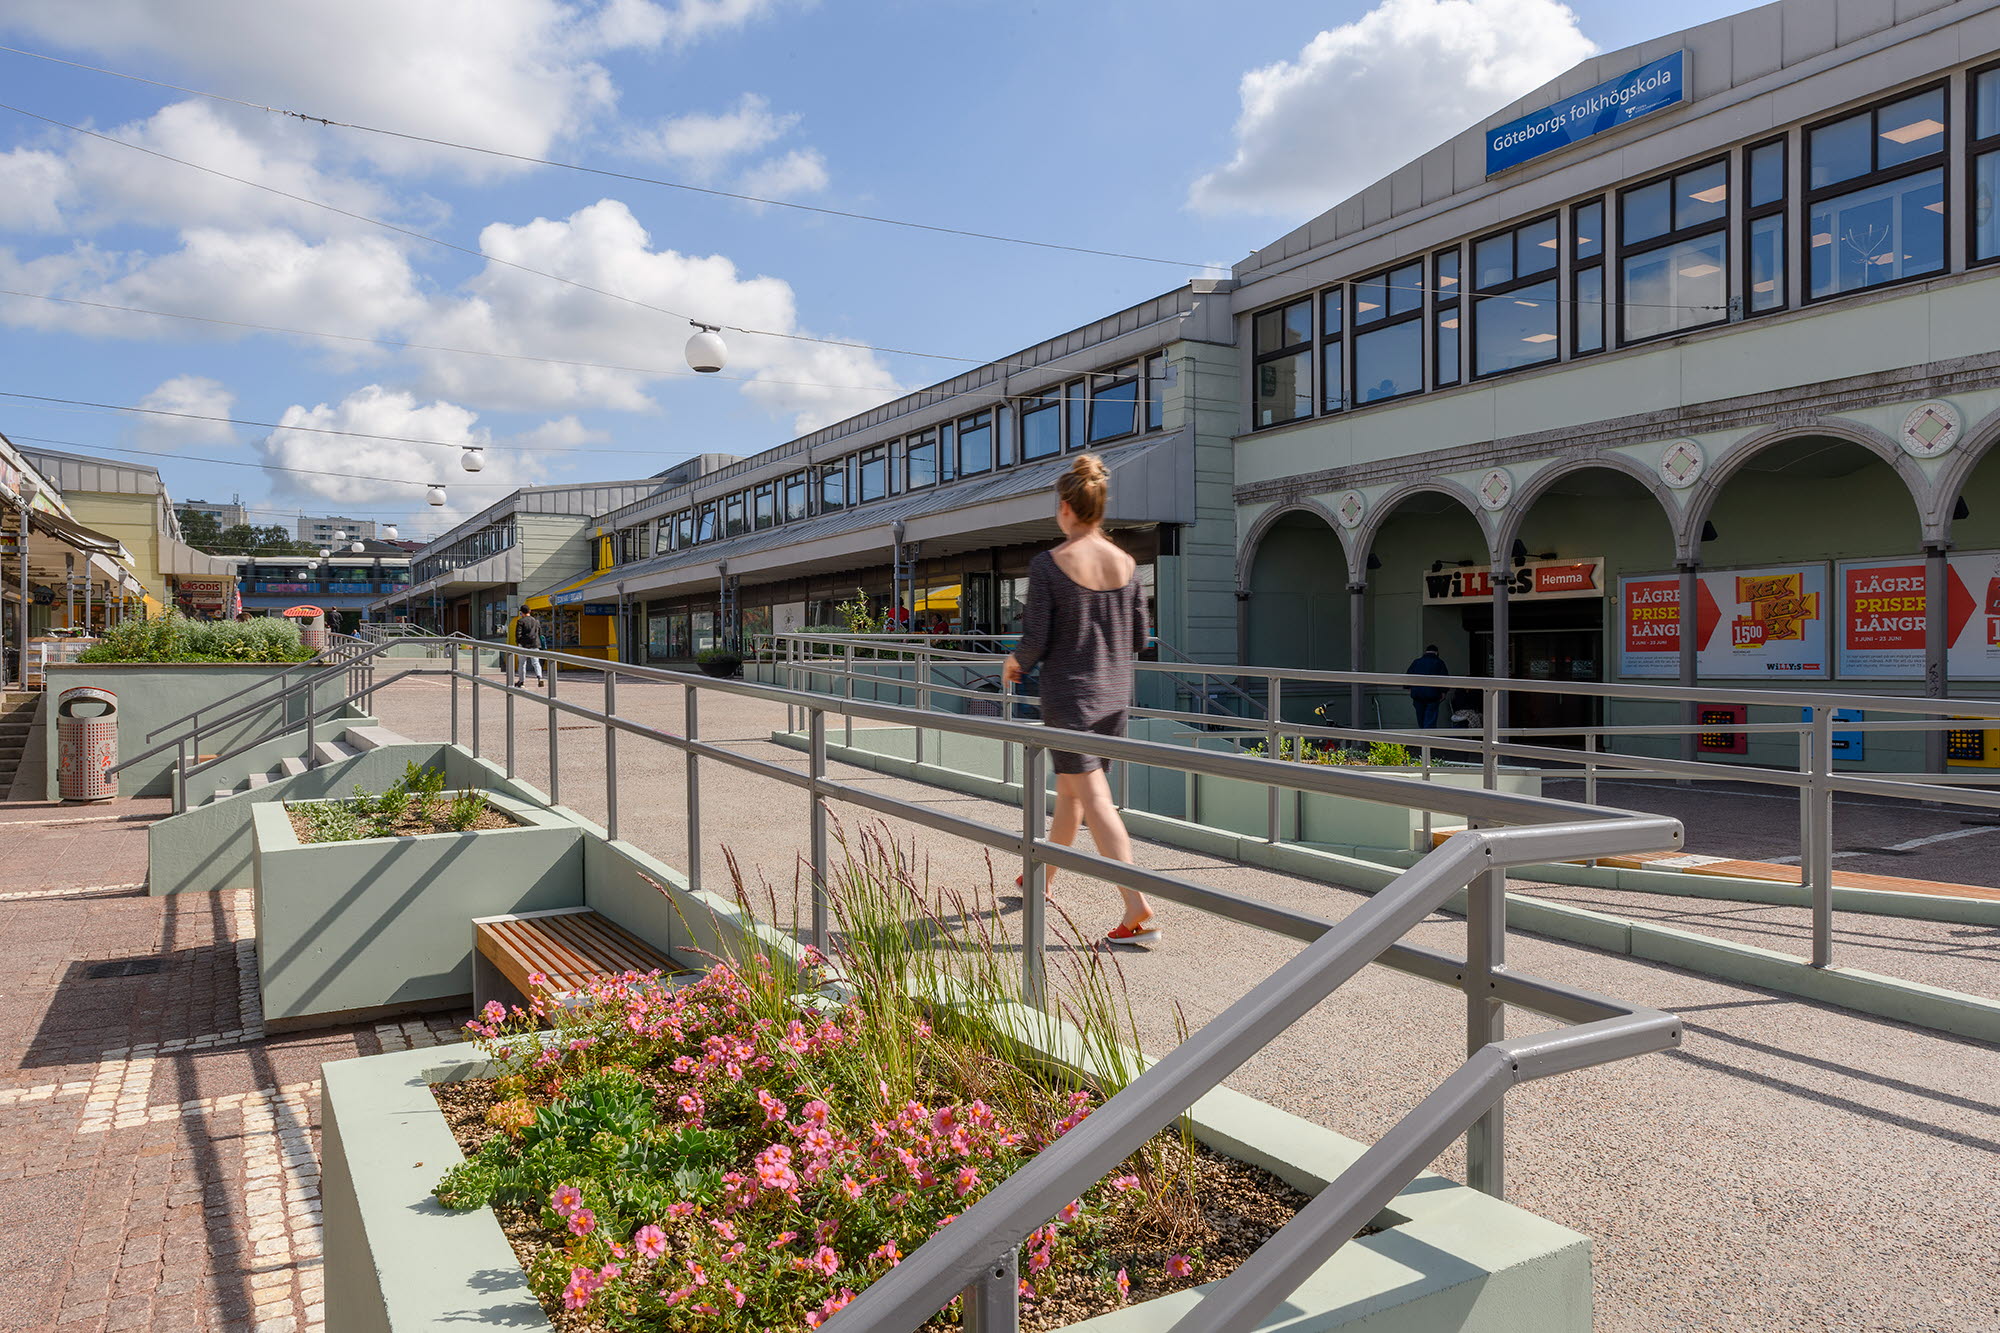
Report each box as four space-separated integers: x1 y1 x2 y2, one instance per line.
304 677 317 768
843 642 855 748
449 646 460 747
916 651 928 767
470 648 483 760
1808 706 1834 968
1464 837 1506 1198
545 654 562 807
809 707 830 953
1481 686 1498 790
604 670 620 843
1000 678 1016 788
960 1251 1020 1333
173 738 187 815
1021 744 1047 1008
1583 731 1598 807
684 683 702 894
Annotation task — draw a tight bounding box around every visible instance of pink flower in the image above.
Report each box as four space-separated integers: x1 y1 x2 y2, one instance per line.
566 1208 596 1237
711 1219 736 1241
1166 1254 1193 1278
814 1217 840 1244
632 1225 667 1259
1110 1174 1141 1192
1057 1199 1082 1224
870 1240 901 1266
480 999 507 1024
526 970 548 988
799 1098 831 1126
810 1244 840 1277
550 1185 583 1217
839 1174 864 1201
1115 1267 1131 1300
769 1230 798 1249
954 1165 981 1197
665 1201 695 1220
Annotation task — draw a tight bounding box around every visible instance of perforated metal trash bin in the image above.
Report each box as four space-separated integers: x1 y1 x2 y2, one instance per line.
56 686 118 803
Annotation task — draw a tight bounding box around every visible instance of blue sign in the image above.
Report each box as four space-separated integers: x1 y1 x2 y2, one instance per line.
1486 51 1686 176
583 603 619 616
1803 707 1865 760
551 587 592 606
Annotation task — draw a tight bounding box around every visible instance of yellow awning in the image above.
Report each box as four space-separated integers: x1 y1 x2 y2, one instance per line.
916 584 961 612
521 568 611 612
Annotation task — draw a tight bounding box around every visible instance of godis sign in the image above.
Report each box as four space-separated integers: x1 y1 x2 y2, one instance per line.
1421 559 1603 604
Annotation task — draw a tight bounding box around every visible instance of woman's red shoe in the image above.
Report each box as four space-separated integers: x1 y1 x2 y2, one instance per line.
1103 919 1160 946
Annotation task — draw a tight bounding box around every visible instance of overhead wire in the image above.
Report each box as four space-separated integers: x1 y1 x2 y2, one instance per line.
0 42 1226 273
2 430 512 489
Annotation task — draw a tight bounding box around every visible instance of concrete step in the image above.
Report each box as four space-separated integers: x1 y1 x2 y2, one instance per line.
342 725 408 753
212 787 237 805
245 772 271 790
311 740 358 767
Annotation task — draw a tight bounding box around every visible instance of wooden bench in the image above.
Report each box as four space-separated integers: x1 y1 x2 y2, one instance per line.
472 907 687 1012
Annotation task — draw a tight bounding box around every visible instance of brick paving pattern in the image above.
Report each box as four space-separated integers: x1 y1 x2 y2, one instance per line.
0 797 460 1332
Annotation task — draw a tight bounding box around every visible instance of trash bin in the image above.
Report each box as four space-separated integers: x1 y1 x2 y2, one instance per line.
56 686 119 803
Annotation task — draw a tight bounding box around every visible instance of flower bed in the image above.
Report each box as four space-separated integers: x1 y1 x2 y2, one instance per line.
432 834 1313 1330
77 610 316 663
286 762 517 843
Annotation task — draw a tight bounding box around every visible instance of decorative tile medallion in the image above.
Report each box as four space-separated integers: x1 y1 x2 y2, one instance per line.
1659 438 1705 489
1335 489 1366 529
1476 468 1513 511
1899 401 1961 459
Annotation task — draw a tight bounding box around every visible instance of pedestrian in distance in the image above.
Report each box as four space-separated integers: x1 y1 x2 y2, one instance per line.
1002 454 1158 947
513 610 546 688
1406 643 1449 728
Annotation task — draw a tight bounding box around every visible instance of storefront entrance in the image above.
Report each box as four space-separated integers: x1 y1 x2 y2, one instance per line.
1469 606 1604 743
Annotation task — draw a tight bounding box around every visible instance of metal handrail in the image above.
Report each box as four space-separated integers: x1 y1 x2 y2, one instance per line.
295 636 1682 1331
140 648 351 741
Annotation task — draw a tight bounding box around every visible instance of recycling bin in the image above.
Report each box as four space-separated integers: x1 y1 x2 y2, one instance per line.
56 686 119 802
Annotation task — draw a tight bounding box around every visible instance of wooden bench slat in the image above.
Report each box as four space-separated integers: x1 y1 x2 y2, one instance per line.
544 913 665 976
475 908 680 1008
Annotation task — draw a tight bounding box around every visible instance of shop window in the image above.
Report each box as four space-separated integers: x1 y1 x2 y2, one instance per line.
1088 364 1139 443
1470 219 1558 377
1251 298 1312 427
1319 290 1344 412
1571 200 1605 354
753 482 776 531
1805 85 1947 300
1433 246 1461 385
1618 159 1728 343
1972 64 2000 266
1021 392 1061 460
1744 136 1788 313
906 432 937 488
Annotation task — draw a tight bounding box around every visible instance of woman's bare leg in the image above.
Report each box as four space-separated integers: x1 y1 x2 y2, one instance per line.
1040 774 1084 891
1072 769 1151 927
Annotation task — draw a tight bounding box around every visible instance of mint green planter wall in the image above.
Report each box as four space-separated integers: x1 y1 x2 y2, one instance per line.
43 661 339 799
250 793 583 1027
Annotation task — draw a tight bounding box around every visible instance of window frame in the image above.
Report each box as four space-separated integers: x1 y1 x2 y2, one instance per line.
1801 81 1950 304
1020 392 1062 461
752 481 777 531
783 470 810 522
856 446 888 503
1969 61 2000 270
1570 198 1606 356
1319 289 1345 413
1087 363 1141 444
1431 245 1461 387
819 460 848 514
1350 259 1426 405
904 431 938 490
1249 297 1314 429
1614 158 1731 346
1741 135 1789 315
723 492 747 538
1469 213 1562 380
957 410 995 474
1144 353 1168 431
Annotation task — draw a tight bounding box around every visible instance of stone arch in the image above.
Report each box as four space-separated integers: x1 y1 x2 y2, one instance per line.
1683 418 1929 560
1352 479 1490 568
1234 498 1349 593
1239 504 1353 677
1493 454 1680 556
1928 401 2000 545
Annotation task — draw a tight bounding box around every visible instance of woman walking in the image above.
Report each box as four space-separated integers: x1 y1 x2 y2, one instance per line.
1002 455 1158 946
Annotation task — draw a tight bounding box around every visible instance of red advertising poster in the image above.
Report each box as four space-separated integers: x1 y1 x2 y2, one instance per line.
1622 577 1681 662
1836 553 1996 680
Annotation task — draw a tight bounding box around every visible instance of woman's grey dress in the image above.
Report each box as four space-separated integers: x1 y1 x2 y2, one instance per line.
1010 549 1149 775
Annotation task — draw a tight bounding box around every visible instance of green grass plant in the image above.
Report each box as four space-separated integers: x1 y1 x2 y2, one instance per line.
77 612 315 664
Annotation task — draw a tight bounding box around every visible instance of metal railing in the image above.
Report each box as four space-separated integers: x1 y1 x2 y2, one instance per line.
758 632 2000 973
288 636 1683 1333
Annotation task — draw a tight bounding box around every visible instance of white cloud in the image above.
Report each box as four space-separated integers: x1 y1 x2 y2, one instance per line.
1189 0 1597 217
0 148 72 231
405 199 900 432
736 148 828 201
623 93 798 176
255 386 551 526
0 1 781 180
135 375 238 449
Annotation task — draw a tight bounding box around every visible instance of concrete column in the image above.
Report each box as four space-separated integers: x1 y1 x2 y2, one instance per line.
1489 567 1510 732
1925 543 1948 774
1347 580 1367 731
1678 561 1699 766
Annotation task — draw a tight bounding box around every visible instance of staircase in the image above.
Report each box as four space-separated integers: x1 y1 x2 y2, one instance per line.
199 724 408 806
0 691 38 794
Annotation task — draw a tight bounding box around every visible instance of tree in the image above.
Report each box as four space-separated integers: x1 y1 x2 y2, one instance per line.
177 508 223 548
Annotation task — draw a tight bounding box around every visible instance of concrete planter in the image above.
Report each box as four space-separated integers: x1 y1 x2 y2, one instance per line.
43 660 340 799
250 792 584 1028
325 1030 1590 1333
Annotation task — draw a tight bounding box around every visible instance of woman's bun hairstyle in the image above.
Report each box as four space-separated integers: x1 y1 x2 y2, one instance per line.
1057 453 1109 526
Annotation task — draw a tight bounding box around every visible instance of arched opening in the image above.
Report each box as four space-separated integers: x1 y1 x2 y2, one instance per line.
1242 509 1350 723
1362 488 1487 732
1506 465 1677 742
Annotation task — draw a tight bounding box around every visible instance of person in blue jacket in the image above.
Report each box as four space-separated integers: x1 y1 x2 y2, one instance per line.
1406 644 1449 728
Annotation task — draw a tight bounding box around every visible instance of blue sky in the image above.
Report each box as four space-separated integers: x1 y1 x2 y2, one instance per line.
0 0 1761 542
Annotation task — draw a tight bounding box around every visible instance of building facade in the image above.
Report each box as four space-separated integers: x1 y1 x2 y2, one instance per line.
298 515 376 546
179 498 248 529
1227 0 2000 770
